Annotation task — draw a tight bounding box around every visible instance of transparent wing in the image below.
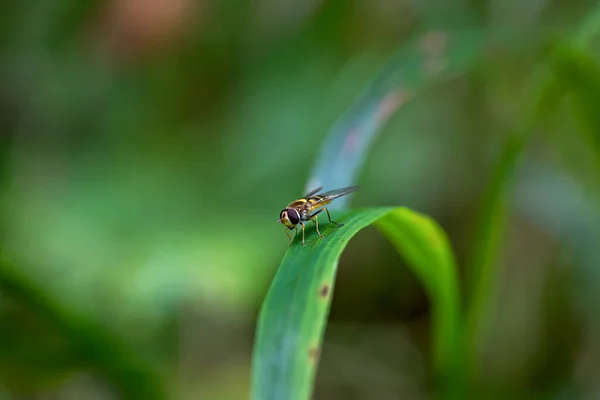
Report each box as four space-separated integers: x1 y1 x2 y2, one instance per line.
303 186 323 198
317 185 360 201
301 186 360 213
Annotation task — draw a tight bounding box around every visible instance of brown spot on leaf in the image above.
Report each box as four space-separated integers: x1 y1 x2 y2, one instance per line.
420 31 450 78
309 347 320 362
376 90 412 124
421 31 449 56
319 285 329 298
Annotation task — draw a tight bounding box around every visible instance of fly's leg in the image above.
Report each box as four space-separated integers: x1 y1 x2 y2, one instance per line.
285 228 293 246
311 214 325 239
325 207 344 227
308 209 325 240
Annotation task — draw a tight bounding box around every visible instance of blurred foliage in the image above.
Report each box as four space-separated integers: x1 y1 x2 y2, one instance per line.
0 0 600 399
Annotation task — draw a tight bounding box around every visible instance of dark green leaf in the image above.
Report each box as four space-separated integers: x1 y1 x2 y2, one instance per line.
251 207 461 400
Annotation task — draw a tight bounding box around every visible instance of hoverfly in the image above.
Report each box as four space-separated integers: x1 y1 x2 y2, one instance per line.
277 186 359 246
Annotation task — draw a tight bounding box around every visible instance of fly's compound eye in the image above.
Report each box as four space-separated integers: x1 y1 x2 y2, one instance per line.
287 208 300 225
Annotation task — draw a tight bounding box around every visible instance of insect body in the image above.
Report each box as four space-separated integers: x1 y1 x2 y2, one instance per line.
277 186 359 246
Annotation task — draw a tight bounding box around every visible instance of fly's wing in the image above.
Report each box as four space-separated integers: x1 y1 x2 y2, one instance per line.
303 186 323 198
318 185 359 201
303 185 359 212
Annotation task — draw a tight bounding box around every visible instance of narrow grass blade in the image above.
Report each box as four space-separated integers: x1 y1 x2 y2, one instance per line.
306 29 486 208
547 44 600 172
251 207 461 400
465 1 600 379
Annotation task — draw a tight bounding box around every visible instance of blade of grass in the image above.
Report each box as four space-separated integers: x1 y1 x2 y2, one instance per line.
251 207 461 400
464 64 566 379
465 0 600 380
547 43 600 173
306 29 487 208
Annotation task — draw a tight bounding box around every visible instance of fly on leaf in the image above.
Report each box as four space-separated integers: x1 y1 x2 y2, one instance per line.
277 186 359 246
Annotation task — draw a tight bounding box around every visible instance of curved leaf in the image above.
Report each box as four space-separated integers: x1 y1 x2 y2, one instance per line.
251 207 461 400
306 29 487 209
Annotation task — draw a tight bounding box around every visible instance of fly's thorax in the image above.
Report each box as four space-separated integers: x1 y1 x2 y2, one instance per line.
287 198 307 209
300 209 310 220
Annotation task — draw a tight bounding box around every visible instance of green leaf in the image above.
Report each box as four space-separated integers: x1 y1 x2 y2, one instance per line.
306 29 487 208
251 207 461 400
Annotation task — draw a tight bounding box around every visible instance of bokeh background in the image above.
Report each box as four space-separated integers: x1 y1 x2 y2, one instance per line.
2 0 600 399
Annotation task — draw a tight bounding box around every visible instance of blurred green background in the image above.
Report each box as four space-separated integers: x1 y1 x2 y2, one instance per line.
1 0 600 399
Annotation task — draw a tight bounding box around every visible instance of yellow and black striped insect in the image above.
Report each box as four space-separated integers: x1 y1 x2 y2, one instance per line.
277 186 359 246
